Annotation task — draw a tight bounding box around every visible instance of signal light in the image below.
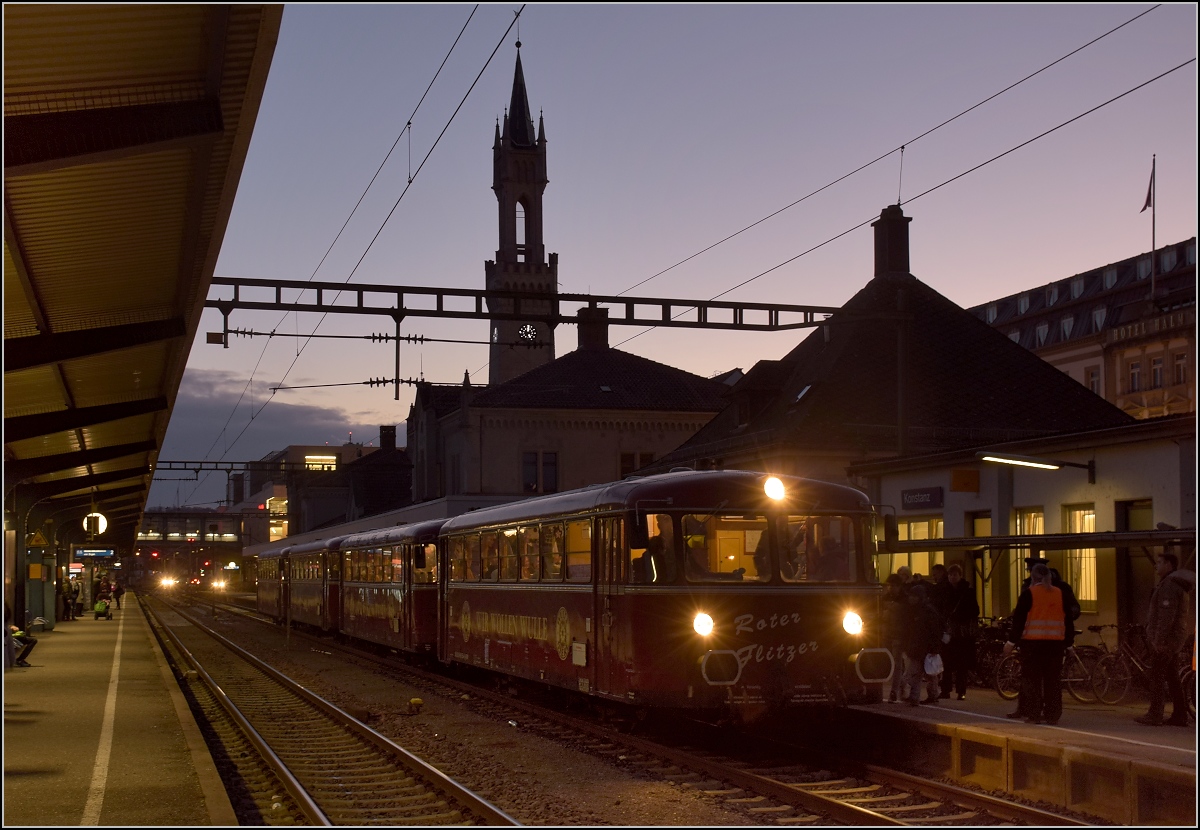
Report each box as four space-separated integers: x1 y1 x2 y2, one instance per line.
151 551 160 558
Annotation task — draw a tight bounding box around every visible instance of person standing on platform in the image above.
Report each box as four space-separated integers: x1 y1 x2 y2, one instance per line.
882 574 907 703
939 563 980 700
1004 563 1072 725
113 581 126 610
900 582 943 706
70 576 83 618
1137 552 1194 726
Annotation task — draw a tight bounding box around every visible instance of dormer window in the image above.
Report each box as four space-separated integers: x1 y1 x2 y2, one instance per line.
1035 322 1049 346
1187 242 1196 266
1060 316 1074 340
1071 277 1084 298
1092 306 1107 331
1161 249 1177 272
986 304 997 324
1046 286 1059 306
1137 257 1152 280
1017 294 1030 314
1008 330 1020 343
1104 267 1118 289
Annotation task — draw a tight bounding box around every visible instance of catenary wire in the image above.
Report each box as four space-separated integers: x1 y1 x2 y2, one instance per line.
612 56 1195 350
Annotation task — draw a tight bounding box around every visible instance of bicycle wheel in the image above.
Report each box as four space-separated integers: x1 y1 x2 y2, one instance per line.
1064 649 1097 703
1181 667 1195 720
1092 653 1132 705
994 652 1021 700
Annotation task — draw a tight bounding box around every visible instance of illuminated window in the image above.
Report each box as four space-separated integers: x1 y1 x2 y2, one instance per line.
1063 505 1097 613
1011 508 1044 609
304 454 338 470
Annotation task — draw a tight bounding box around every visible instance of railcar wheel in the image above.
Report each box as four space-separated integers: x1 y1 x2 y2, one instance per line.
993 653 1021 700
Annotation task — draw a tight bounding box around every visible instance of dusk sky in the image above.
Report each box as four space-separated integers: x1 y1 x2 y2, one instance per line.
150 3 1197 508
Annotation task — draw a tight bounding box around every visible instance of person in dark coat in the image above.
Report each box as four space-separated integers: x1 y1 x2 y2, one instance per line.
1137 552 1194 726
881 574 907 702
939 563 980 700
899 582 944 706
1005 563 1074 725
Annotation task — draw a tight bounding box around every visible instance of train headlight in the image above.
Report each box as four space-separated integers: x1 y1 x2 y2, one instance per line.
764 476 786 501
693 612 715 636
842 611 864 636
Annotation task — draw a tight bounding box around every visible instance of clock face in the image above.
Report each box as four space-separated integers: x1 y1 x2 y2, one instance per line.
519 323 537 342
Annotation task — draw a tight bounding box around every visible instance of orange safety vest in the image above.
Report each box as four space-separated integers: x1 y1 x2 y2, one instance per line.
1024 583 1066 641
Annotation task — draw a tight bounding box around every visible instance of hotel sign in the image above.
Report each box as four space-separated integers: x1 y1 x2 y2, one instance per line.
1107 309 1194 346
901 487 944 510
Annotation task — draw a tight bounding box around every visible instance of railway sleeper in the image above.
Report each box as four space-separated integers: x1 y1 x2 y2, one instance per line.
748 805 796 815
313 780 426 796
327 799 451 817
870 801 941 813
841 793 911 804
774 815 822 824
902 812 978 823
803 784 881 795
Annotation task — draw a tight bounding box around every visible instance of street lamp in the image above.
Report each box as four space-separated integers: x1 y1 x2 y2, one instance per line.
976 451 1095 484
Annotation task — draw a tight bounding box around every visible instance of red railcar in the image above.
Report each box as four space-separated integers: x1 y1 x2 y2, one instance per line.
439 470 890 716
338 520 444 655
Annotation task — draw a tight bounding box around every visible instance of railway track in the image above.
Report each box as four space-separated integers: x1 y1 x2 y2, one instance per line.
186 592 1092 826
142 596 516 826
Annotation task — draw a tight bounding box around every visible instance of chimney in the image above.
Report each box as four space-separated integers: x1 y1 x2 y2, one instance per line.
872 204 912 277
577 306 609 350
380 425 396 451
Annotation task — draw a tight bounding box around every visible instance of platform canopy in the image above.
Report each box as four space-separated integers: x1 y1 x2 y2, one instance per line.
4 5 283 550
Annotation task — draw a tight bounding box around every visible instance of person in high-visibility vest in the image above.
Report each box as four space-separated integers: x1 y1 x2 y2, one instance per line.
1004 563 1073 725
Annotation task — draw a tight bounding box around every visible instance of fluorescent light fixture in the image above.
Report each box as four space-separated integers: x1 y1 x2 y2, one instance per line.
976 452 1095 483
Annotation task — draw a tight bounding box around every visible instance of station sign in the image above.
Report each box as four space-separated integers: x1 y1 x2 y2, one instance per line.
75 547 116 558
900 487 944 510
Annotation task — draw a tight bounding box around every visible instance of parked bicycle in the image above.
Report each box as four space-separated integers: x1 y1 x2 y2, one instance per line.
971 616 1011 690
1090 623 1153 705
993 630 1099 703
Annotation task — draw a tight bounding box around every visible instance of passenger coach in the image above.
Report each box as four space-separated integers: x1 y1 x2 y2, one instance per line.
439 469 890 716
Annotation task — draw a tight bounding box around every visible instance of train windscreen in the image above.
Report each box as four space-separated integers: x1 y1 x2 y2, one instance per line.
779 514 857 582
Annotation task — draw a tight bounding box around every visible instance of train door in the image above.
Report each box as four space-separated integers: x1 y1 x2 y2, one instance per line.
325 550 341 633
594 516 624 697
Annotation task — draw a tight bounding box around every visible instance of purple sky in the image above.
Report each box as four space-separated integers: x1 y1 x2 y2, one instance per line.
150 4 1197 508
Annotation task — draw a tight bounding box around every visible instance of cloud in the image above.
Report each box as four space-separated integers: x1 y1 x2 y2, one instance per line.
147 369 402 509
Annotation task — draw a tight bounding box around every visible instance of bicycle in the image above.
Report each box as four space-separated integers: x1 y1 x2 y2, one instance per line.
971 616 1011 690
1090 624 1153 705
993 631 1097 703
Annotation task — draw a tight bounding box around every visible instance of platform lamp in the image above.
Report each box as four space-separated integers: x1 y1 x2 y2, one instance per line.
975 452 1095 484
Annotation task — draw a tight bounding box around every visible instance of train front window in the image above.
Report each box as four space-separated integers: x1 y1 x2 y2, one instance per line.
683 514 770 583
779 515 857 582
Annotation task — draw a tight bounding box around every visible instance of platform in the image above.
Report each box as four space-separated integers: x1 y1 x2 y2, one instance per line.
3 592 235 827
836 685 1197 824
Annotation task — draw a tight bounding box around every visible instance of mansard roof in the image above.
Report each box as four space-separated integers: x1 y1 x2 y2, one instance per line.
656 269 1134 466
469 347 728 413
968 238 1196 350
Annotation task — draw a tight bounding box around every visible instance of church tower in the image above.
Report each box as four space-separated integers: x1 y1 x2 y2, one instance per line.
485 46 558 385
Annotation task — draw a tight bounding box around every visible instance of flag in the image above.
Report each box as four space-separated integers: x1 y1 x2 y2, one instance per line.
1140 164 1154 213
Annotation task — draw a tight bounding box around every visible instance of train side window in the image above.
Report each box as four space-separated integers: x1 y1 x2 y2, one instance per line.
415 543 438 584
519 526 541 581
464 535 479 581
449 537 467 582
628 513 676 582
391 546 403 583
499 529 520 581
481 533 499 581
541 522 564 581
565 519 591 582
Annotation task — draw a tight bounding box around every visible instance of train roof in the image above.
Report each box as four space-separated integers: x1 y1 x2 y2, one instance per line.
440 469 871 534
339 518 447 550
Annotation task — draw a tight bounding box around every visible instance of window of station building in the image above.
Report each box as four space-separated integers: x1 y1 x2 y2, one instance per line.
879 516 944 580
1161 249 1177 273
521 452 538 493
522 450 559 494
1092 306 1107 331
1174 352 1187 386
1017 294 1030 314
564 519 591 582
1086 366 1101 395
1151 356 1163 389
619 452 656 479
1137 257 1152 280
1046 285 1059 306
1060 316 1073 340
1035 322 1049 346
1011 507 1044 609
1128 361 1141 393
1071 276 1085 299
1103 267 1118 289
1062 505 1097 614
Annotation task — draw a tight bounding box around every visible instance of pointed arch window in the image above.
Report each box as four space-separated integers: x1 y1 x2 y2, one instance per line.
515 201 527 262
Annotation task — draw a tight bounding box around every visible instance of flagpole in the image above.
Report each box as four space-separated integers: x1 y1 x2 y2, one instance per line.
1150 154 1156 302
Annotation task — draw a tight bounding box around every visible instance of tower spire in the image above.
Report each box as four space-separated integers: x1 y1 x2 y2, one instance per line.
506 47 536 147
